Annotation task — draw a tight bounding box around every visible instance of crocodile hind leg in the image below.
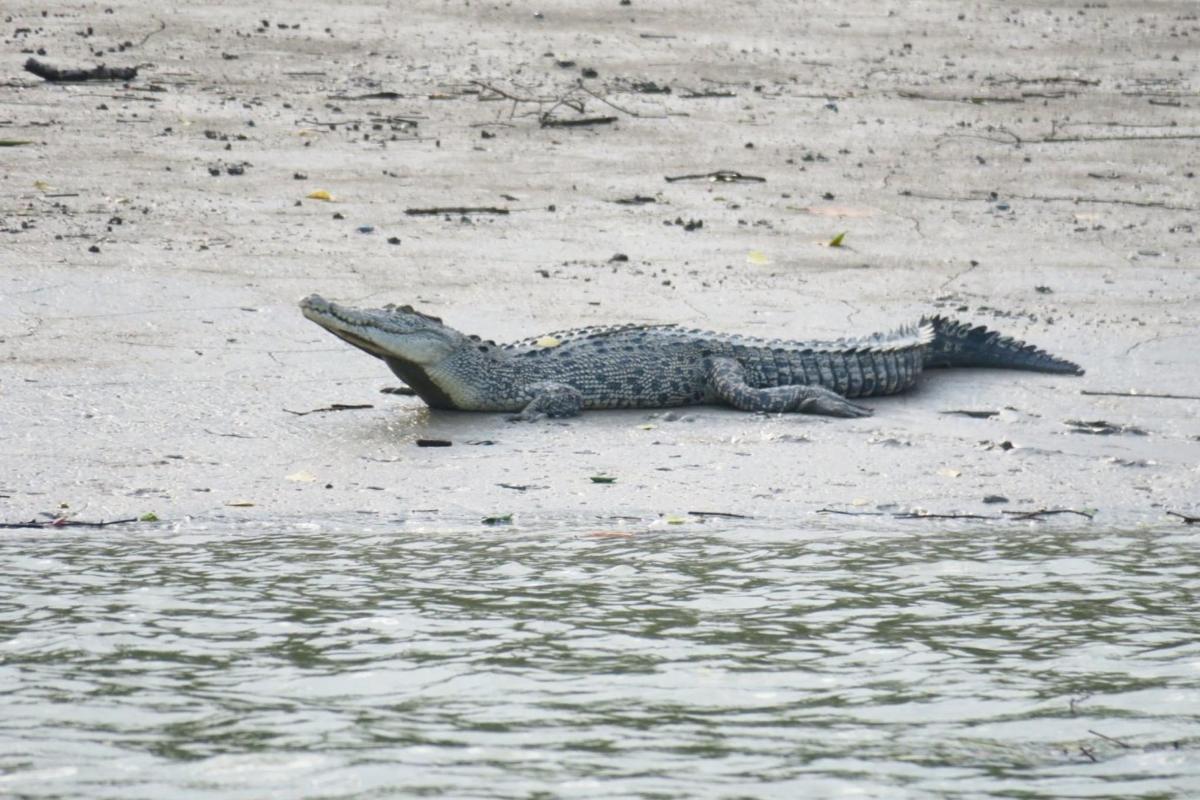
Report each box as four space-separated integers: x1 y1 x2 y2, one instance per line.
510 381 584 421
705 357 873 417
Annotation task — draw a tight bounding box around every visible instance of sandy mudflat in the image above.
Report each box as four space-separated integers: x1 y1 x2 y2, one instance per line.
2 0 1197 529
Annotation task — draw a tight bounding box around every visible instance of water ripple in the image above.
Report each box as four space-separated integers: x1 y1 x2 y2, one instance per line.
2 523 1197 798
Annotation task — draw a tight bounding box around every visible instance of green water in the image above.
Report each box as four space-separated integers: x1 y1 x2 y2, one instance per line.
2 521 1197 798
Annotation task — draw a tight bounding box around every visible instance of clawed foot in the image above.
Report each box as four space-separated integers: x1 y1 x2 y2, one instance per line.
799 394 873 418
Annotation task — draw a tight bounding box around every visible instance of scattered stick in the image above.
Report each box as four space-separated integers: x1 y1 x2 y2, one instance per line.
380 386 417 396
1002 508 1095 521
404 206 509 216
1040 133 1200 144
330 91 406 101
612 195 657 205
1167 511 1199 525
540 115 617 128
679 90 737 99
283 403 374 416
816 508 885 516
898 187 1196 212
24 57 138 83
576 84 666 118
665 170 766 183
1 517 139 529
989 75 1099 86
1082 389 1200 401
1089 730 1133 749
894 512 995 520
687 510 754 519
134 19 167 48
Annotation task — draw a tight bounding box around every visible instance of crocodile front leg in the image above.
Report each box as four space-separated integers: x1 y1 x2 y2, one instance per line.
705 357 873 417
510 381 585 421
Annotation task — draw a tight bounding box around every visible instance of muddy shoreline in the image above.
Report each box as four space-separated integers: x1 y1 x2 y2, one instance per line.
2 1 1197 529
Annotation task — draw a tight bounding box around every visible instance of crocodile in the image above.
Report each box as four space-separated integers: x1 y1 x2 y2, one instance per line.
300 294 1083 420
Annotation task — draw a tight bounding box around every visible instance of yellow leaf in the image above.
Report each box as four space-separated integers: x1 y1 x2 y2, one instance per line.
306 189 333 201
34 180 54 191
535 336 561 348
829 231 846 247
286 470 317 482
937 468 962 478
638 424 655 430
665 515 687 525
746 250 769 265
226 500 255 507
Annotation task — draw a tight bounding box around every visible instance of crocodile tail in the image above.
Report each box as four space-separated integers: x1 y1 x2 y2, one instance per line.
920 315 1084 375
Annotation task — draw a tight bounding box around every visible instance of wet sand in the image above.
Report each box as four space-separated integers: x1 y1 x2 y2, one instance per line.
3 1 1197 528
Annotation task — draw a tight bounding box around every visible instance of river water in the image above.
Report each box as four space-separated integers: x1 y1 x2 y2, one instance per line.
2 519 1197 798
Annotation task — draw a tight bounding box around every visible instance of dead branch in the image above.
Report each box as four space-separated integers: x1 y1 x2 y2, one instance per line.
25 57 138 82
135 19 167 48
283 403 374 416
1001 509 1095 521
1 517 140 529
1081 390 1200 401
687 511 754 519
894 512 995 520
1167 511 1200 525
898 188 1196 212
1089 730 1133 749
539 115 617 128
403 206 510 216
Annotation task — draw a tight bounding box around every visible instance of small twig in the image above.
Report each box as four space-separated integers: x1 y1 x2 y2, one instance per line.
575 84 664 118
470 80 548 104
0 517 140 529
1078 746 1098 763
686 510 754 519
898 188 1195 212
539 115 617 128
678 89 737 99
665 170 766 183
134 19 167 48
404 206 510 216
989 75 1100 87
1167 511 1200 525
283 403 374 416
24 57 138 82
816 508 885 516
1001 508 1095 521
1039 133 1200 144
1069 694 1092 716
1082 389 1200 401
329 91 405 101
1088 729 1133 749
894 512 995 520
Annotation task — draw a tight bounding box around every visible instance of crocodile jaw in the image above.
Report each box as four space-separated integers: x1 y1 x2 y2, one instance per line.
300 294 459 365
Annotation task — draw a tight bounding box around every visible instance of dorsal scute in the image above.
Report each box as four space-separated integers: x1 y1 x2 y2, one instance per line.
498 319 934 355
502 323 682 352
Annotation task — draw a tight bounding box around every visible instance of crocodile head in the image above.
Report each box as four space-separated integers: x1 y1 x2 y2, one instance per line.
300 294 465 365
